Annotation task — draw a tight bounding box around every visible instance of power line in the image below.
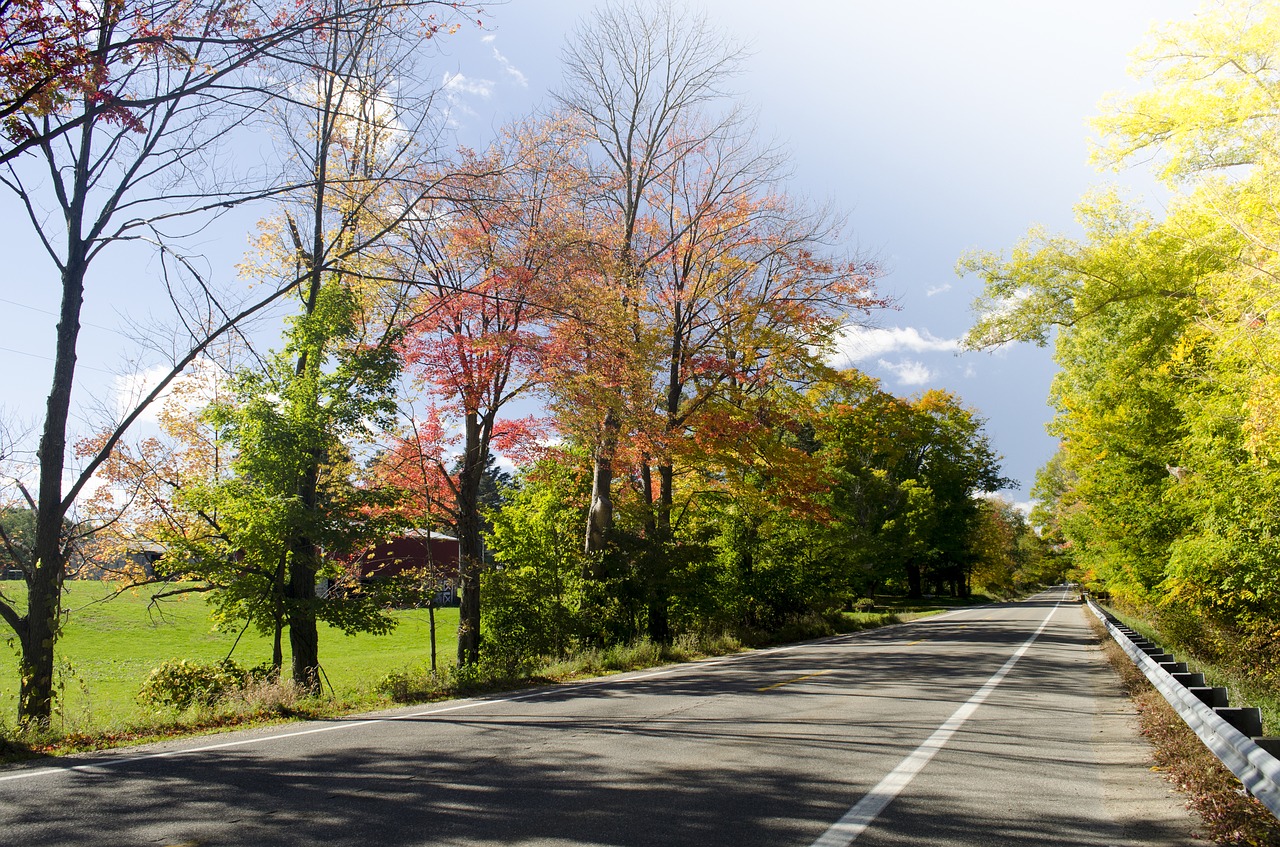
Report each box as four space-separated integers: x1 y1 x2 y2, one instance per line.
0 344 117 375
0 295 131 337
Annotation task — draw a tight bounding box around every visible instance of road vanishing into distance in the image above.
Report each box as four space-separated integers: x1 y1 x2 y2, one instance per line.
0 587 1198 846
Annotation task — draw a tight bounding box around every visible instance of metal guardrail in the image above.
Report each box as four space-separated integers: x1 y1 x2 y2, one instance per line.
1085 597 1280 818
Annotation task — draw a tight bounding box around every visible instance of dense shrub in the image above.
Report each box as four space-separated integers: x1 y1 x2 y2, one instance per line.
138 659 273 710
483 461 591 666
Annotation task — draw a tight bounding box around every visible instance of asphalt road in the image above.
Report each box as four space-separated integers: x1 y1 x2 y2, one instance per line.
0 586 1198 846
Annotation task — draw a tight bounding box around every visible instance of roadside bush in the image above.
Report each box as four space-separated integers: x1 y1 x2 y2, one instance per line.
600 639 662 671
483 460 592 667
224 676 303 716
138 659 273 710
768 612 836 645
375 665 452 703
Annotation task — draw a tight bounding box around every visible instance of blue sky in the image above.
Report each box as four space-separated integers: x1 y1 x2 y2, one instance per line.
0 0 1201 504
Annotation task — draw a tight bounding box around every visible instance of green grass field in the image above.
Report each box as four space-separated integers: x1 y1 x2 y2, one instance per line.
0 581 458 729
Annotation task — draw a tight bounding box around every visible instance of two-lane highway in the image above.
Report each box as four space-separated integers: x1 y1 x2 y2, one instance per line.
0 587 1197 845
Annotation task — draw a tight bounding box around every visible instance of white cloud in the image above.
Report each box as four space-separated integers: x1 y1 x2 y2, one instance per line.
977 493 1036 516
926 283 952 297
113 366 177 426
877 358 934 386
831 325 961 365
113 359 224 427
492 48 529 87
481 34 496 43
442 72 494 99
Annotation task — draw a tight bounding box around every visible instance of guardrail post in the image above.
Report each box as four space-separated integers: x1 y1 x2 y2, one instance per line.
1216 708 1264 739
1158 661 1189 675
1188 686 1229 708
1172 672 1206 687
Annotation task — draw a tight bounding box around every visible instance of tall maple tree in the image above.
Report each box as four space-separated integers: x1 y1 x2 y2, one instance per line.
553 0 750 555
396 119 579 665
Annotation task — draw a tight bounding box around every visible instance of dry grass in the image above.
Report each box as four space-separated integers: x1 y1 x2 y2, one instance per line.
1089 614 1280 846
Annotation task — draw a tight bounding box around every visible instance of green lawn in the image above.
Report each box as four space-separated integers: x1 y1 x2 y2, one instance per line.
0 581 458 729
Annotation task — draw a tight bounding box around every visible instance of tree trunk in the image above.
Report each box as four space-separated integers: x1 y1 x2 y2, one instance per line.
906 561 923 599
639 461 656 537
286 544 321 694
585 408 619 556
272 612 283 673
18 572 59 725
20 180 91 724
657 463 674 537
287 455 322 693
286 581 320 693
645 461 676 643
282 175 329 693
456 411 485 667
271 552 287 673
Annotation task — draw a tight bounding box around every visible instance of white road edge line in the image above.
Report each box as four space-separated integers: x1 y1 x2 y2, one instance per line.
0 593 1029 785
809 591 1065 847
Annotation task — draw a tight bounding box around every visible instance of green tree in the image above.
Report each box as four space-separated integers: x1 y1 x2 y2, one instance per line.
169 282 403 684
961 193 1223 605
482 458 590 667
961 0 1280 670
813 378 1008 599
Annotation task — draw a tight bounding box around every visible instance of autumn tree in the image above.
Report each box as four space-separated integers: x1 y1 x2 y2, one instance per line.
366 411 461 673
960 0 1280 673
967 498 1024 597
394 118 577 665
0 0 471 164
547 1 884 644
205 0 483 690
553 0 747 554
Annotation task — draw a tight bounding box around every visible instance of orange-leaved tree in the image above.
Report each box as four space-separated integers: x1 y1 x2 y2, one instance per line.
395 119 579 665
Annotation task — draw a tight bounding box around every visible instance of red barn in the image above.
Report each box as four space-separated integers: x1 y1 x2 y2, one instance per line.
351 530 460 604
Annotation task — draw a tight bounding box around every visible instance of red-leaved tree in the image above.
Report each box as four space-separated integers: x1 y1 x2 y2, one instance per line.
395 119 581 665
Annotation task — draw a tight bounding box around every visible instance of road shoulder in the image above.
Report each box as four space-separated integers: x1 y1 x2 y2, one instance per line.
1085 607 1201 845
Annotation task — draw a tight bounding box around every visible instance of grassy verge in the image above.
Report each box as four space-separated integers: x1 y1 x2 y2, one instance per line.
1087 613 1280 846
1103 606 1280 738
0 581 458 732
0 586 972 763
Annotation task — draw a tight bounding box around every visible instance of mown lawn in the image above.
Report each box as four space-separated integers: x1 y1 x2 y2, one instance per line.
0 580 457 729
